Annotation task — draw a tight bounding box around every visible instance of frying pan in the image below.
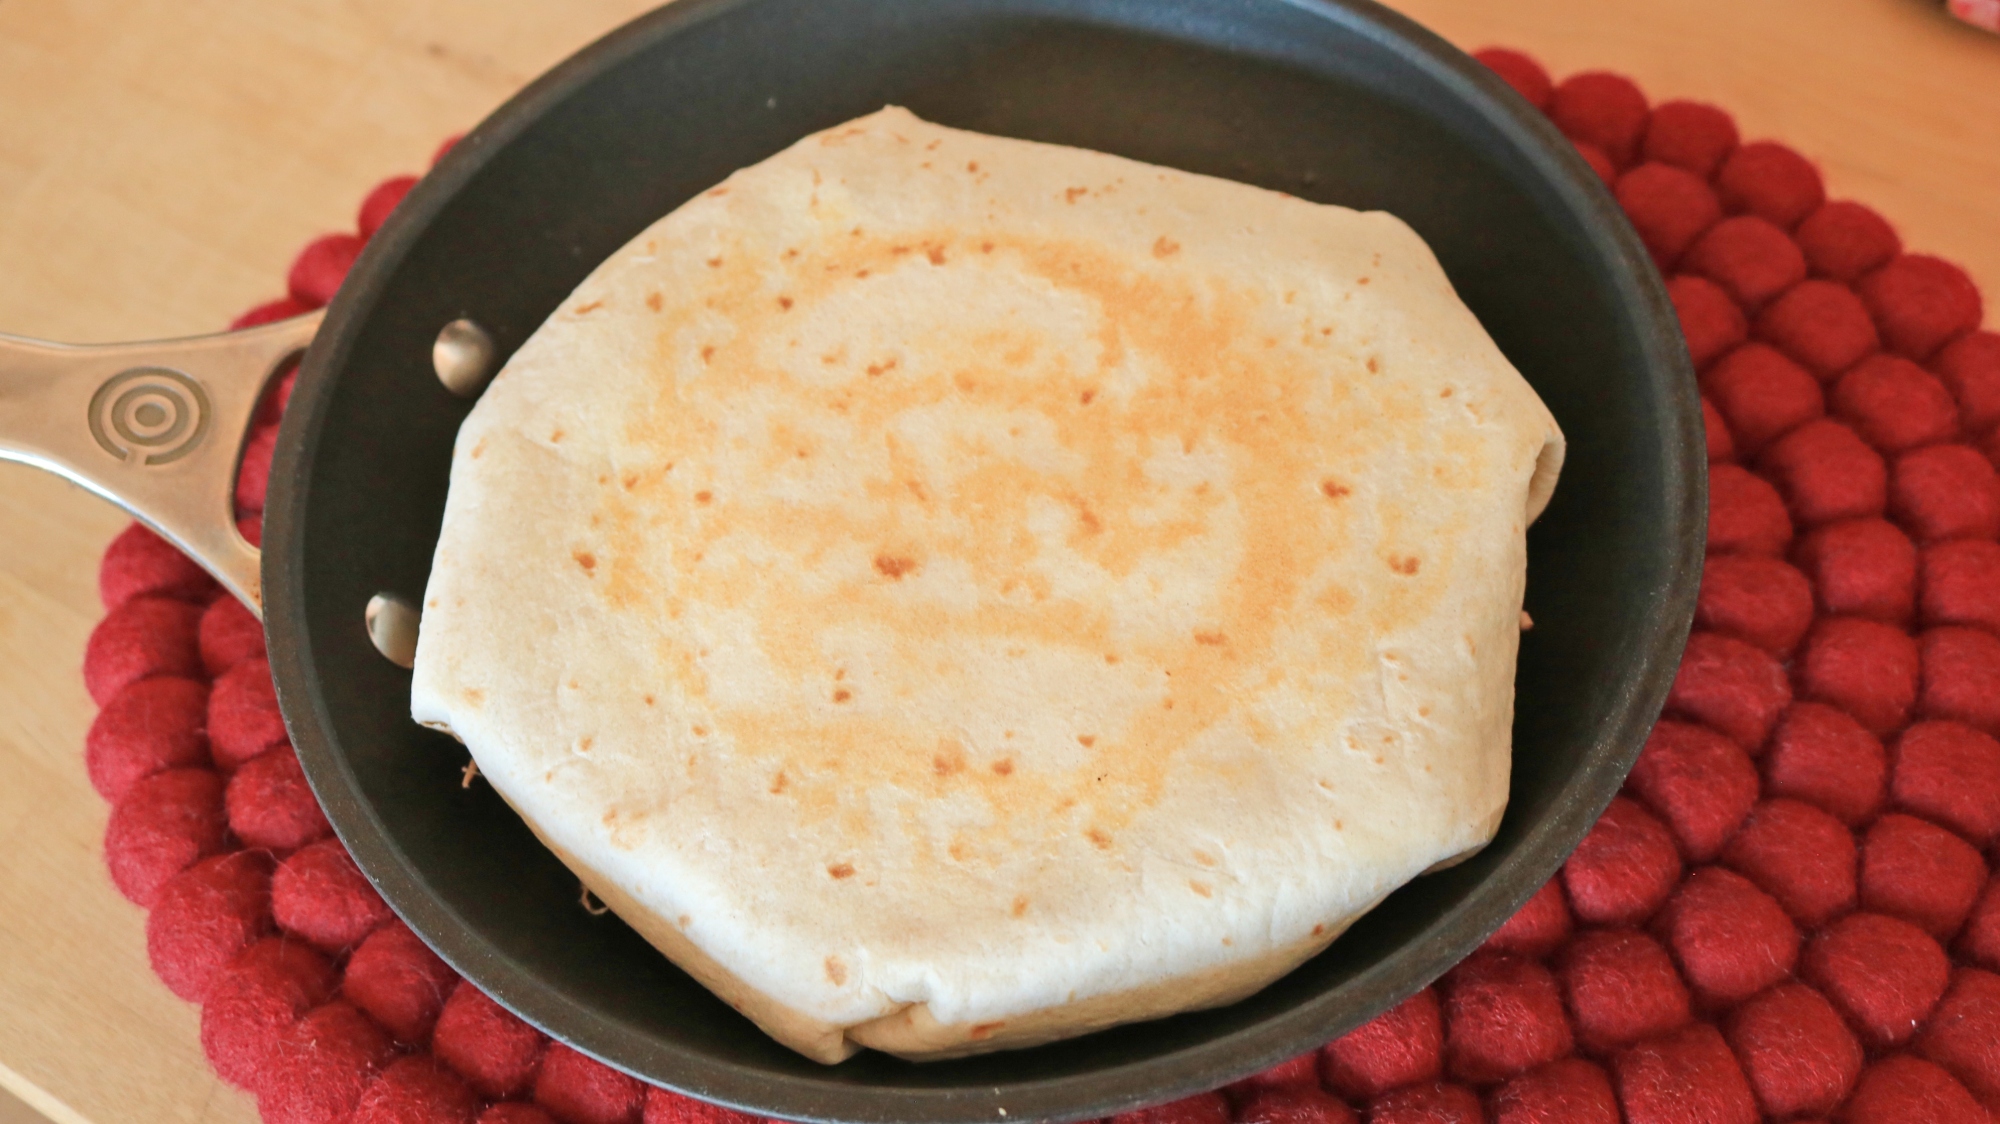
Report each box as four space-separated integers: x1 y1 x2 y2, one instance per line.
0 0 1704 1120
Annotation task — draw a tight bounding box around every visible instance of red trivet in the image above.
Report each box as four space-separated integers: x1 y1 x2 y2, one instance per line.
77 48 2000 1124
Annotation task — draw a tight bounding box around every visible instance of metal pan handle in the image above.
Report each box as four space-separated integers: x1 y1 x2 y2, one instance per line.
0 312 323 618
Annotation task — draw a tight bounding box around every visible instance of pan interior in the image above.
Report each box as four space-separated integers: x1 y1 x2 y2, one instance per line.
269 1 1698 1120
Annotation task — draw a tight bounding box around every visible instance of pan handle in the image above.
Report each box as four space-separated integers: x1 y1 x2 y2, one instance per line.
0 312 324 619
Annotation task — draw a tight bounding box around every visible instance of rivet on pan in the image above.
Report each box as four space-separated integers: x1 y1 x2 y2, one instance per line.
433 319 497 397
365 593 421 669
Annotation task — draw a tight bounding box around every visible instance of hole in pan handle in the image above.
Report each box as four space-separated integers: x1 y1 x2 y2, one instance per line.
0 311 324 619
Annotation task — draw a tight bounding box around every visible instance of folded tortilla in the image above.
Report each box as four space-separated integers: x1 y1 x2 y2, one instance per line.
411 107 1564 1063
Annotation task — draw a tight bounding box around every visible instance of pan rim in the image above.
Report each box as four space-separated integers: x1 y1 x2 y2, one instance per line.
265 0 1703 1119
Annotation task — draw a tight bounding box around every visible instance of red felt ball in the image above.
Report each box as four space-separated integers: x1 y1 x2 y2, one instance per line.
1859 254 1984 360
1440 952 1574 1084
1794 517 1917 622
1322 986 1442 1100
1363 1082 1482 1124
350 1056 481 1124
227 744 332 851
483 1106 559 1124
1489 1057 1619 1124
1557 927 1690 1054
1573 141 1617 187
1918 968 2000 1110
1481 878 1574 959
234 297 312 330
1693 553 1815 657
1704 343 1826 455
1722 798 1859 926
1658 866 1801 1008
272 838 393 951
1832 354 1961 453
1893 721 2000 844
1839 1055 1989 1124
99 521 216 609
199 594 267 675
1231 1051 1321 1094
1231 1085 1358 1124
288 233 364 309
1615 163 1722 268
84 594 204 705
1755 280 1880 379
1795 201 1901 282
237 423 279 513
209 657 291 771
1627 719 1759 860
1564 796 1685 926
1473 48 1553 108
86 675 209 802
1796 616 1920 735
1111 1092 1229 1124
1966 877 2000 972
359 176 419 241
1936 331 2000 431
1703 398 1736 462
1761 418 1890 526
1547 72 1649 168
1665 632 1792 750
1716 141 1825 229
1641 100 1739 178
1921 541 2000 634
1894 445 2000 542
641 1087 766 1124
534 1043 647 1124
1684 215 1808 310
1669 275 1749 371
1707 464 1794 556
343 919 458 1044
1610 1023 1759 1124
1804 911 1951 1047
1921 626 2000 736
146 850 275 1002
200 937 338 1090
258 1000 395 1124
1764 701 1887 824
434 981 547 1099
104 766 226 906
1723 981 1864 1118
1860 813 1989 939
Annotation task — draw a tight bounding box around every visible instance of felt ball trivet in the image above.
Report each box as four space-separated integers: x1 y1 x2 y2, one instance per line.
77 48 2000 1124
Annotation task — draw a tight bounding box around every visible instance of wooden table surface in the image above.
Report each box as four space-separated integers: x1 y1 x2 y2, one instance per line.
0 2 1993 1121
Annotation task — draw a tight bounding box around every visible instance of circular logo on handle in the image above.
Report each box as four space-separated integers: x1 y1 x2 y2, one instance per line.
89 367 211 466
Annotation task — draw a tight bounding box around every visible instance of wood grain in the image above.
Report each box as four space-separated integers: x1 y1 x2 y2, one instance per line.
0 2 1992 1122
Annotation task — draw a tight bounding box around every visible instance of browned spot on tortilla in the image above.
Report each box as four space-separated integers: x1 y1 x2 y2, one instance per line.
1357 276 1371 286
1104 653 1120 665
778 296 794 310
926 245 947 265
1390 555 1421 576
948 839 970 861
576 735 594 752
644 695 655 706
966 161 980 173
549 428 564 443
855 268 871 278
1086 828 1112 849
1367 356 1380 373
1193 850 1218 867
784 247 800 259
1189 880 1213 898
770 771 788 794
970 1021 1004 1040
1440 386 1454 398
574 300 604 314
462 688 484 705
1194 631 1225 646
980 241 995 253
824 956 847 985
1153 236 1180 258
827 862 855 879
873 554 918 579
1321 479 1351 499
695 491 713 504
1011 897 1029 918
1077 734 1096 747
706 257 724 268
700 345 715 364
1079 388 1096 405
470 438 486 459
573 550 597 574
692 725 708 737
832 688 852 703
865 358 899 376
934 746 965 775
1063 186 1089 203
707 186 730 197
1313 923 1326 936
992 758 1014 776
645 292 663 312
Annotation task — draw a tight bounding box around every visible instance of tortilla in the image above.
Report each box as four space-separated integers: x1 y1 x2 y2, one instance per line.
410 107 1564 1063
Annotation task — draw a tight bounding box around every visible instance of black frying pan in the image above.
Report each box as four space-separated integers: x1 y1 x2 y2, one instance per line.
0 1 1703 1120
